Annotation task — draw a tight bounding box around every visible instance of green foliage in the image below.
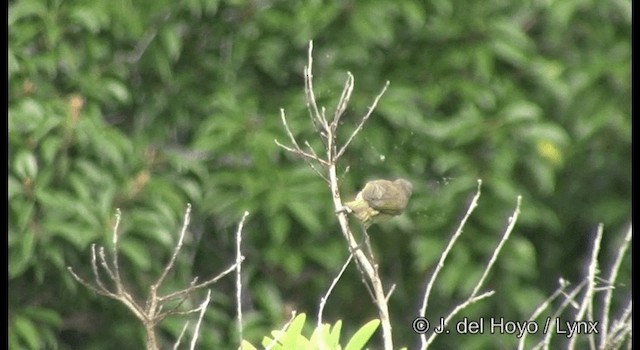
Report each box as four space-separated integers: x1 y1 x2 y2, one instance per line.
240 313 381 350
9 0 630 348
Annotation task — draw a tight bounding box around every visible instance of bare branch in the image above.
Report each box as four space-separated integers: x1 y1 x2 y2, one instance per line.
189 289 212 350
97 247 115 282
420 184 520 350
275 108 330 170
111 209 123 289
278 109 305 152
328 164 393 349
600 224 632 347
385 284 396 303
68 205 242 350
567 224 603 350
518 279 570 350
532 280 588 350
470 195 522 297
93 245 113 291
304 141 330 182
420 180 482 320
331 72 354 130
158 299 200 320
318 254 353 327
236 211 249 346
303 140 321 160
154 204 192 290
336 80 390 159
607 300 632 346
304 41 328 132
172 321 189 350
281 41 397 350
67 266 105 296
274 139 321 161
159 260 242 302
424 290 496 348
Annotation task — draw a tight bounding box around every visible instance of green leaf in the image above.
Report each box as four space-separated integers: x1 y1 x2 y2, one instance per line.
8 175 23 199
12 314 41 349
104 79 131 104
119 237 153 271
344 319 380 350
8 0 47 26
240 340 258 350
280 313 306 349
69 5 110 33
329 319 343 347
9 228 36 279
160 24 183 62
286 200 322 233
500 101 542 124
269 213 290 244
23 306 62 326
42 220 99 250
309 323 332 349
12 150 38 180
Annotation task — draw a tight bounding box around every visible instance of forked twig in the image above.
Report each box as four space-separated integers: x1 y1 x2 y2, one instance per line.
421 189 522 349
275 40 394 349
68 205 249 350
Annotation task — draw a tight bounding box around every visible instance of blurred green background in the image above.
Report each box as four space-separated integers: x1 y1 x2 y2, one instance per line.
9 0 630 349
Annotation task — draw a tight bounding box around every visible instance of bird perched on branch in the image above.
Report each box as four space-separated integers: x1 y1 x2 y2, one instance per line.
343 178 413 227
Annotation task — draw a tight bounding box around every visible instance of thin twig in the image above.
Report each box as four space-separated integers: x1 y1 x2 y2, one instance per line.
600 224 632 347
98 247 116 283
532 280 588 350
567 224 603 350
607 299 632 346
518 279 570 349
331 72 354 130
304 41 327 132
159 260 242 301
424 290 496 348
236 211 249 346
67 266 103 295
318 254 353 327
280 40 395 350
330 166 393 349
278 109 306 156
304 141 330 182
421 188 520 349
68 205 245 350
420 180 482 319
275 139 325 163
275 109 331 175
154 204 192 290
90 245 110 290
349 243 376 301
336 80 390 159
111 209 123 291
189 289 212 350
470 195 522 297
385 284 396 303
172 321 189 350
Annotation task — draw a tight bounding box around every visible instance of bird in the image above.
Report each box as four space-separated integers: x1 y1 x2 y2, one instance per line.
344 178 413 227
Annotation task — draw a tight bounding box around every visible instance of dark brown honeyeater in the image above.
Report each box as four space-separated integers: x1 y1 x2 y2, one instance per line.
344 178 413 227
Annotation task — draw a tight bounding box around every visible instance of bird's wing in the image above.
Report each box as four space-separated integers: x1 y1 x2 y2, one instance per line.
361 181 407 213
